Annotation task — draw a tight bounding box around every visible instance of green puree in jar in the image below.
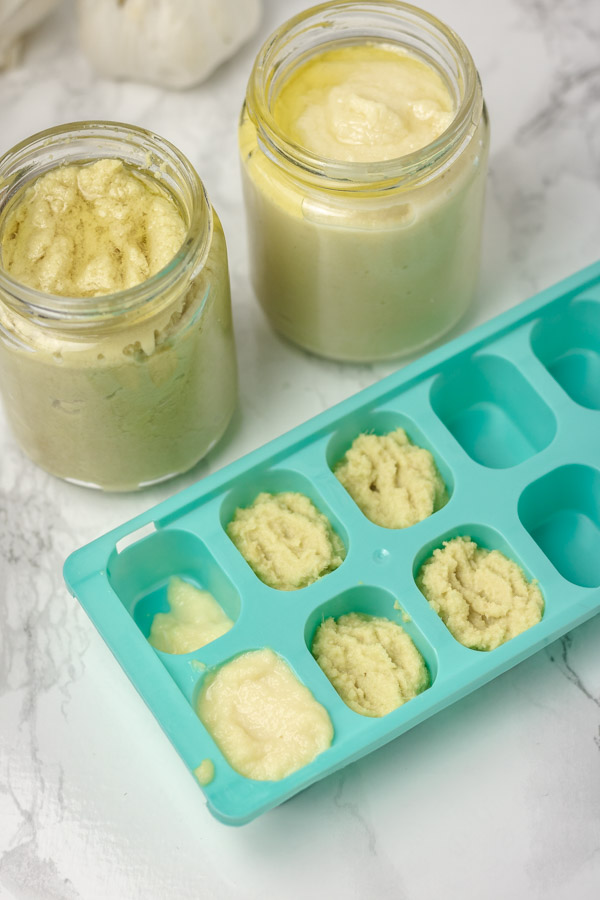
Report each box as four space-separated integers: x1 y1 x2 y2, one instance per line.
0 137 236 491
1 159 186 296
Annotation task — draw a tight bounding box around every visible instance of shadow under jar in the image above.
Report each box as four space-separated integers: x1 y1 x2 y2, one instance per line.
0 122 237 491
239 0 489 363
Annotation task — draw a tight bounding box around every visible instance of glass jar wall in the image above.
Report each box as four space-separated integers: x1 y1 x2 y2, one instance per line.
240 1 490 362
0 122 237 491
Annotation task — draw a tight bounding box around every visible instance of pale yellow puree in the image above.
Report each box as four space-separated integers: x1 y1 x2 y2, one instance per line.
1 159 185 296
418 537 544 651
227 491 345 590
197 649 333 781
312 612 430 717
148 576 233 655
273 44 453 162
334 428 447 528
193 759 215 786
240 41 488 361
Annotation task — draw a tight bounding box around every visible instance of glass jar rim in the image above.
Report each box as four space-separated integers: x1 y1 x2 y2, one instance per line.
244 0 482 190
0 120 212 321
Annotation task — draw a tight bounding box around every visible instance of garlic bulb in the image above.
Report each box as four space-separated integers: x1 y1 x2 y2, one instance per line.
77 0 263 90
0 0 62 69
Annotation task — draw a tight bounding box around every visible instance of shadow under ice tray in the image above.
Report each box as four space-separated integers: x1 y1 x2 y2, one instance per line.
64 260 600 825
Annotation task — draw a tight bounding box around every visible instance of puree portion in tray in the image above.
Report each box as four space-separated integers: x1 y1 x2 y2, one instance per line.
312 612 430 717
334 428 447 529
227 491 346 590
417 536 544 651
197 649 333 781
148 576 233 655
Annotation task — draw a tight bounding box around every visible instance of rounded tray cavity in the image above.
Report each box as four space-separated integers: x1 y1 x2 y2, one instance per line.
531 298 600 410
519 464 600 588
107 528 241 646
430 354 556 468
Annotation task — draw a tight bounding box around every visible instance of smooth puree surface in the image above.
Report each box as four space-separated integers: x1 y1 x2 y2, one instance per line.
148 577 233 655
417 537 544 651
273 44 454 162
1 159 186 297
197 649 333 781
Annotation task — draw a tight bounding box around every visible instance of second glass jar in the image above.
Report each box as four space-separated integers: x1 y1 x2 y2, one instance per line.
239 0 490 362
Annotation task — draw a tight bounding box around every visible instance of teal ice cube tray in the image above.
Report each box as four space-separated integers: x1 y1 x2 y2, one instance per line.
64 261 600 826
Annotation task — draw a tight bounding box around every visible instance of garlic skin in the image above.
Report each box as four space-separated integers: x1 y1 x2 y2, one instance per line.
0 0 62 70
77 0 263 90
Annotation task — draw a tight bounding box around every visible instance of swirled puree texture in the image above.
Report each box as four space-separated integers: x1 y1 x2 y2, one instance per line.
0 158 236 490
273 44 454 162
227 492 345 590
418 537 544 651
334 428 447 528
148 577 233 655
197 649 333 781
1 159 185 295
312 613 429 717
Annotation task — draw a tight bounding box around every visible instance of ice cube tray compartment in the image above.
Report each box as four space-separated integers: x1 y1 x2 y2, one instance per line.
531 293 600 410
107 528 242 644
429 353 557 468
519 464 600 589
64 261 600 825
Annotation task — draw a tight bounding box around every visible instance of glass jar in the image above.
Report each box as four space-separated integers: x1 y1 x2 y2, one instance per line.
239 0 490 362
0 122 237 491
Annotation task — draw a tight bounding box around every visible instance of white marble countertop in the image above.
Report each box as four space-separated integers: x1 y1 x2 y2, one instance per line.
1 1 599 897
